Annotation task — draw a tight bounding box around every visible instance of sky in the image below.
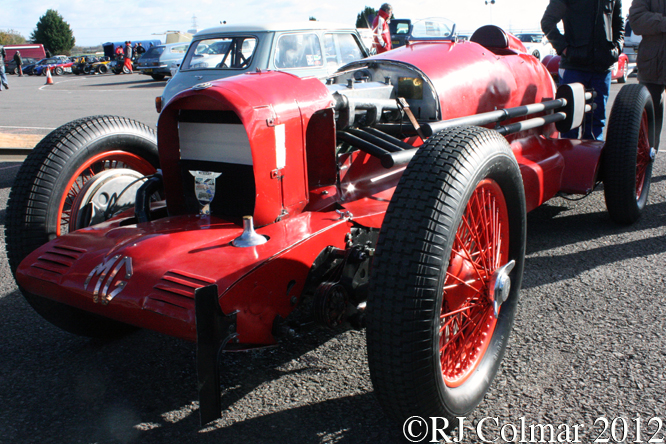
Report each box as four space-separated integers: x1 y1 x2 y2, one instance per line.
1 0 633 47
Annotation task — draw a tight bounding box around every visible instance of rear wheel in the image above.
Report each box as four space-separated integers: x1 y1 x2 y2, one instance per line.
366 126 526 425
6 116 159 338
603 84 655 225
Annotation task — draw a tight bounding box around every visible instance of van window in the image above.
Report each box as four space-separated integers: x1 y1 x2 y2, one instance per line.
275 33 323 69
182 37 257 70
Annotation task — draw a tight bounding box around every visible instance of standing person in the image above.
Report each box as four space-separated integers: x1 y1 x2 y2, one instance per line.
135 42 145 59
542 0 624 140
45 48 51 58
629 0 666 149
14 50 23 77
0 45 8 90
372 3 393 54
123 41 133 73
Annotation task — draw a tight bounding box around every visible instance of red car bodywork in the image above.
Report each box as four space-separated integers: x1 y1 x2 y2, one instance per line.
16 33 604 346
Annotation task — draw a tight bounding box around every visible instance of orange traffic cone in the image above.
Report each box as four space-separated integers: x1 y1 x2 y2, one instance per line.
45 68 54 85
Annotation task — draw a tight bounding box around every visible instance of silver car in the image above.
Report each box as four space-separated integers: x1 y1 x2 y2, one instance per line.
136 42 190 81
158 22 368 112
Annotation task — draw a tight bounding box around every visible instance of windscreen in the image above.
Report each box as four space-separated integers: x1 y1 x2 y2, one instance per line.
181 37 257 70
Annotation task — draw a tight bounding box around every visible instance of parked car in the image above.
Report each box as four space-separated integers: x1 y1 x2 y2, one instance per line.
389 18 412 48
6 23 655 428
542 52 630 83
90 57 113 74
159 21 369 111
25 56 68 76
71 56 99 75
623 18 641 65
515 32 556 61
6 57 39 75
135 42 190 80
34 59 75 76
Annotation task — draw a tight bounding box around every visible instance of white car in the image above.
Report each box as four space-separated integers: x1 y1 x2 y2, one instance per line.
515 32 556 61
158 22 369 112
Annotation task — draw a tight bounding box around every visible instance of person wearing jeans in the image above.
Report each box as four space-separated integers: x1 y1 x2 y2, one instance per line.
0 46 8 90
542 0 624 140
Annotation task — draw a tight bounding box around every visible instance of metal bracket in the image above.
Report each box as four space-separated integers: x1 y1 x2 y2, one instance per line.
195 284 238 426
397 97 426 140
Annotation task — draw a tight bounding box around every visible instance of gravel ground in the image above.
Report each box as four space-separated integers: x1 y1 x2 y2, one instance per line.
0 79 665 444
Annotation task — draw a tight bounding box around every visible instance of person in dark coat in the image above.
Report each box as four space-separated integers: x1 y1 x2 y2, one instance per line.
630 0 666 148
135 42 146 58
542 0 624 140
14 50 23 76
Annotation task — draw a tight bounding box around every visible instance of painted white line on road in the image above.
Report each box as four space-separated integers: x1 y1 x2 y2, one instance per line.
0 164 22 171
38 75 147 92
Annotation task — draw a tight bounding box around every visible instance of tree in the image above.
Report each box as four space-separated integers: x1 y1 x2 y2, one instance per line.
356 6 377 28
30 9 75 55
0 29 27 45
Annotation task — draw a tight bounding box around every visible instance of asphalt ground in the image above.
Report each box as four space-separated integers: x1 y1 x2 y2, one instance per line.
0 71 162 153
0 73 665 444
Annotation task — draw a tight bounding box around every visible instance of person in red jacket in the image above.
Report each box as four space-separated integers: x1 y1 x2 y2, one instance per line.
372 3 393 54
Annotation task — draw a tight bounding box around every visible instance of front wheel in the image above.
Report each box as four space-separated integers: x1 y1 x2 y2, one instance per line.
603 84 655 225
97 64 108 74
54 67 64 76
366 126 526 425
5 116 159 338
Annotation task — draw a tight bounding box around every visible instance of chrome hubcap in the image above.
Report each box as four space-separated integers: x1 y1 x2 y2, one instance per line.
489 260 515 318
70 168 146 230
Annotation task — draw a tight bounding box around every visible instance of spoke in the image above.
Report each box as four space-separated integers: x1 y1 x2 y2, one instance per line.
443 272 481 293
439 179 509 386
454 226 487 283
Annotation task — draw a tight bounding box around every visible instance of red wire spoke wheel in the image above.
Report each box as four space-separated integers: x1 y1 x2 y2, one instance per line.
603 83 656 225
367 126 526 426
6 116 159 338
440 178 509 387
635 111 652 200
57 151 156 236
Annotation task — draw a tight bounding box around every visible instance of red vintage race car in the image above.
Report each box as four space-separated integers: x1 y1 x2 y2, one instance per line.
543 52 630 83
5 24 656 428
